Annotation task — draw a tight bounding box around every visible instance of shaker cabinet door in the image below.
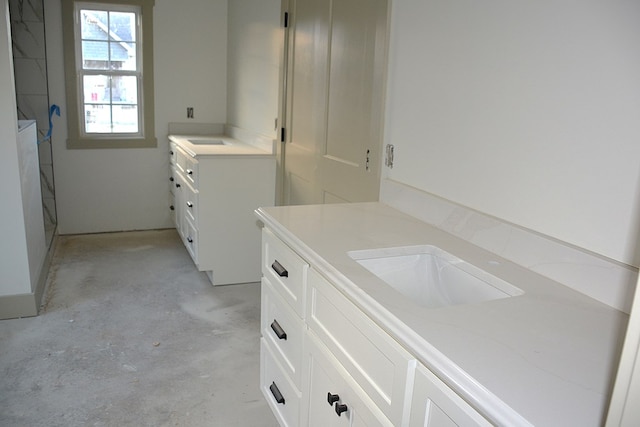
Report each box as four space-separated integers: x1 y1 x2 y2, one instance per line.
409 364 491 427
304 332 393 427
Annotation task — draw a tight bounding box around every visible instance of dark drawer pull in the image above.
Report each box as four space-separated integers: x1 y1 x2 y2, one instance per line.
186 201 193 208
169 176 174 182
271 260 288 277
269 382 285 405
327 393 339 406
270 320 287 340
186 169 194 175
335 403 348 416
187 237 193 243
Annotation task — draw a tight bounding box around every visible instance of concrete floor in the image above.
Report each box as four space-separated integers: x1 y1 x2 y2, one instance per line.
0 229 278 427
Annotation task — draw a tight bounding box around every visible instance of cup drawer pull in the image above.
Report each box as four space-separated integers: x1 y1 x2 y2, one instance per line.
271 260 288 277
270 320 287 340
269 382 285 405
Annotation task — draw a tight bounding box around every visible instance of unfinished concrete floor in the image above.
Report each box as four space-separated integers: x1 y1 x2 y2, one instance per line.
0 229 278 427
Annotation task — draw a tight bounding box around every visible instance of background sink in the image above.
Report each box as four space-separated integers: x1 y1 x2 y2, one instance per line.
187 138 227 145
348 245 523 309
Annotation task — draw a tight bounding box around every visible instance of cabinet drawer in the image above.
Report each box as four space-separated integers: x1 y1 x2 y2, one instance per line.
307 268 415 426
262 229 309 318
169 192 176 224
169 165 177 195
169 141 177 165
176 149 198 187
261 338 301 427
261 277 305 389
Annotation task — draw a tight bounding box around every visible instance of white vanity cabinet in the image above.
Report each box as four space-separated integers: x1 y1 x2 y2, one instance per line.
168 139 275 285
259 226 490 427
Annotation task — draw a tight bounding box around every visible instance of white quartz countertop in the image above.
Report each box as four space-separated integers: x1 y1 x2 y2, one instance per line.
255 202 628 426
169 134 274 157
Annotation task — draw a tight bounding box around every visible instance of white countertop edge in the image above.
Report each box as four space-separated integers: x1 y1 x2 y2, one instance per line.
169 134 274 157
255 207 533 426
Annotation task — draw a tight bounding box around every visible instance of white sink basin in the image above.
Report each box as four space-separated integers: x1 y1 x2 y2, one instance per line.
187 138 227 145
348 245 523 309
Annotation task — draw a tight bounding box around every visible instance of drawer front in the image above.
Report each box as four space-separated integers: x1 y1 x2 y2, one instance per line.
169 192 176 224
169 165 177 195
262 277 305 389
261 338 301 427
169 141 177 165
176 149 199 188
262 229 309 318
307 268 415 426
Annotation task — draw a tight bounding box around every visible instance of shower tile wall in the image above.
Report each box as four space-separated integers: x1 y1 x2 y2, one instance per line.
10 0 56 245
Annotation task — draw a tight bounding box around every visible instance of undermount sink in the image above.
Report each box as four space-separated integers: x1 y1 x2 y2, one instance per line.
187 138 227 145
348 245 523 309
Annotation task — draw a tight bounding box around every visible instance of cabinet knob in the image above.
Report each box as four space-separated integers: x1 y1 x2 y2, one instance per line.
169 177 174 182
335 403 348 417
187 237 193 243
186 201 193 208
327 393 339 406
170 205 175 211
176 183 181 188
186 169 193 175
170 150 174 155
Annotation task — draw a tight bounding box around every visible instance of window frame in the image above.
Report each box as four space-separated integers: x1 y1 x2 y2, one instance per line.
62 0 156 149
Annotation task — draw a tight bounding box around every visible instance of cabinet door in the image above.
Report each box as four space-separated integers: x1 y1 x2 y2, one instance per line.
306 268 414 425
304 332 393 427
410 364 491 427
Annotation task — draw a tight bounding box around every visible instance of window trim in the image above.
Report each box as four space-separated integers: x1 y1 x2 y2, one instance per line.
62 0 156 149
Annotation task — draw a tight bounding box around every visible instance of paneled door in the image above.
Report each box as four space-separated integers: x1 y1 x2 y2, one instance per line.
282 0 388 205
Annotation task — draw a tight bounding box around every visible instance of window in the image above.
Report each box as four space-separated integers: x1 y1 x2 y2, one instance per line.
62 0 156 148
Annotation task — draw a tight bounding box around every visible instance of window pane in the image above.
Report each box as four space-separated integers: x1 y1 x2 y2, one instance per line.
109 12 136 42
82 41 109 70
111 42 136 71
83 75 110 103
81 10 108 40
111 76 137 104
84 104 111 133
112 105 139 133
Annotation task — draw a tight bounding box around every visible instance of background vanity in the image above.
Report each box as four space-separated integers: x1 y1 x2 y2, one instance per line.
168 124 276 285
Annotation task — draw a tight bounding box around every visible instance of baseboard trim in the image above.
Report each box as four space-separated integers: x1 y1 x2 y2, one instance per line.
0 233 57 320
0 293 38 319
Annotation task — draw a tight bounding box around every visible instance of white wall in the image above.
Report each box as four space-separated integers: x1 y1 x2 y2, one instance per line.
0 0 30 296
227 0 281 139
45 0 228 235
383 0 640 267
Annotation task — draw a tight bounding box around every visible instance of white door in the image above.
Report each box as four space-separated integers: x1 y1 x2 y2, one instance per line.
283 0 388 205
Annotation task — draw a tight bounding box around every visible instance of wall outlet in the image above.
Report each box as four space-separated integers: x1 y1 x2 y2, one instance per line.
187 107 194 119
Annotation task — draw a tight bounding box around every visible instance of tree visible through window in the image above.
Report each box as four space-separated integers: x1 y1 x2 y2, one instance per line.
62 0 155 149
